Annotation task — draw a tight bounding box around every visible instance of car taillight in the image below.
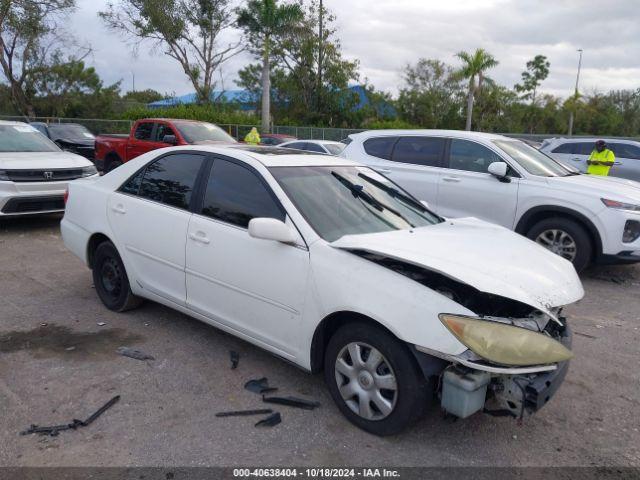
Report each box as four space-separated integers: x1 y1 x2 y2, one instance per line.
63 188 69 205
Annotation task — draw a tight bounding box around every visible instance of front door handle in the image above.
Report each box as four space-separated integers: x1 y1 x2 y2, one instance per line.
189 231 211 245
571 158 582 161
111 204 126 214
442 176 461 183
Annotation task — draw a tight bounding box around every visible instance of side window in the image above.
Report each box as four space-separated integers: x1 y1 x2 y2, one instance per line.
574 142 595 156
551 143 574 154
201 159 285 228
120 169 144 195
305 143 325 153
448 139 503 173
134 122 154 141
610 143 640 160
391 137 445 167
283 142 307 150
363 137 397 160
156 124 175 142
138 153 205 209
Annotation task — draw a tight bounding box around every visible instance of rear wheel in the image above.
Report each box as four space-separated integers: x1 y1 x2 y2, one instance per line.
324 322 431 436
92 241 142 312
526 217 592 272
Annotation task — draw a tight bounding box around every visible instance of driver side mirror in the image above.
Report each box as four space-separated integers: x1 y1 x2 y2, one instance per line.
162 134 178 145
248 218 297 244
488 162 510 182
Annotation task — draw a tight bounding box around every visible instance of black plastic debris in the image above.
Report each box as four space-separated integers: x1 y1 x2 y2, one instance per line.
116 347 154 361
21 395 120 437
230 351 240 369
262 395 320 410
255 412 281 427
244 377 278 395
216 408 273 418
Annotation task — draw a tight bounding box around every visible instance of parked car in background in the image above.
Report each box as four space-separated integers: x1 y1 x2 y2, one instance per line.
94 118 236 172
62 144 582 435
0 121 98 216
280 139 346 155
342 130 640 271
541 137 640 182
260 133 296 146
31 122 96 160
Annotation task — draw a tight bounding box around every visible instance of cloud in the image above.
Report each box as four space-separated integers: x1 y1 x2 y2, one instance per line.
71 0 640 99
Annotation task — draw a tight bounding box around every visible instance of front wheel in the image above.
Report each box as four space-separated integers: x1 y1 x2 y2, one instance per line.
92 241 142 312
526 217 593 272
324 322 431 436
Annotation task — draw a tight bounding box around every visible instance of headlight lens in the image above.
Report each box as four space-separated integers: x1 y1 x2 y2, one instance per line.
439 314 573 366
601 198 640 213
81 165 98 177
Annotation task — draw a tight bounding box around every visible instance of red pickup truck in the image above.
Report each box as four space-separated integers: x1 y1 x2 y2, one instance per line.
94 118 236 172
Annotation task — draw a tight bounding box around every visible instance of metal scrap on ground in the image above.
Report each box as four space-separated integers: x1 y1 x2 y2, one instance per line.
262 395 321 410
216 409 273 417
20 395 121 437
116 346 155 361
244 377 278 395
255 412 282 427
230 350 240 369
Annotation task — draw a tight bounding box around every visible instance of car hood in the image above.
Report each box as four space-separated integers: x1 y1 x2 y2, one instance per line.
55 137 95 147
331 217 584 318
0 151 93 169
548 174 640 203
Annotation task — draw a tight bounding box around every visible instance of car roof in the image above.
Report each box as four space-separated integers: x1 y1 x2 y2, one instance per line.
0 120 28 127
350 129 507 141
549 137 637 144
167 144 360 168
280 139 344 146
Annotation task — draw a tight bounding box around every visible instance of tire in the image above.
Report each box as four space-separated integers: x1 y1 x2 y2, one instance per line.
92 241 142 312
105 159 122 173
526 217 593 272
324 322 431 436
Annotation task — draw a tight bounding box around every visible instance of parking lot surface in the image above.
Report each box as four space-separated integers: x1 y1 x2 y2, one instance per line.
1 215 639 467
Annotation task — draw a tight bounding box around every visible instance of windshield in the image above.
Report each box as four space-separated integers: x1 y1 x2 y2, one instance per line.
174 122 236 144
48 124 95 140
271 165 442 242
324 143 345 155
493 140 572 177
0 125 60 152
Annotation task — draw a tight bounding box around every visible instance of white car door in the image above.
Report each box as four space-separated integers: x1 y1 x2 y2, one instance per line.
185 157 309 355
436 139 519 228
608 142 640 182
359 136 446 209
107 152 207 305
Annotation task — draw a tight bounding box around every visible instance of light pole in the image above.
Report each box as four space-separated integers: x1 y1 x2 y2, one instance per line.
567 49 583 137
131 71 136 93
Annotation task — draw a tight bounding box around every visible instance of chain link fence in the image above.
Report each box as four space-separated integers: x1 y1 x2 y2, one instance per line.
2 115 638 142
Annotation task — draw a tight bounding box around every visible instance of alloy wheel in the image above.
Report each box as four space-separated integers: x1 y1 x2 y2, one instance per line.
334 342 398 421
535 229 578 262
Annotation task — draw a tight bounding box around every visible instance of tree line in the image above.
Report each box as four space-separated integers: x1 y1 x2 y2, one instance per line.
1 0 639 137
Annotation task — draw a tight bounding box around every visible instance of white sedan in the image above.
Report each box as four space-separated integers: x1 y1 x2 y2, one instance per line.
279 139 346 155
61 145 583 435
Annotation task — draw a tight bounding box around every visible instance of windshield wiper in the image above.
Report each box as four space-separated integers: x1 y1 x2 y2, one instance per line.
331 171 415 227
357 173 426 211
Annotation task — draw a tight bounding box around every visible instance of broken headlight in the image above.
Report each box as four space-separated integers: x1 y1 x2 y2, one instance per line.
439 314 573 366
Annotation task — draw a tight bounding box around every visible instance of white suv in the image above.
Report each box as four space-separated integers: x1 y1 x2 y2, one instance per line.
342 130 640 271
0 121 98 216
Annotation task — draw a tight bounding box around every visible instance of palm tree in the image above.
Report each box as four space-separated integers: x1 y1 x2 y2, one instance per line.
455 49 499 131
237 0 303 133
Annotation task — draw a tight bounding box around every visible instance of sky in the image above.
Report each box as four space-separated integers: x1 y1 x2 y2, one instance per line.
70 0 640 99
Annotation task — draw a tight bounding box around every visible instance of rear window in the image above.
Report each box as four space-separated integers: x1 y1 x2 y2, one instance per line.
391 137 446 167
363 137 397 160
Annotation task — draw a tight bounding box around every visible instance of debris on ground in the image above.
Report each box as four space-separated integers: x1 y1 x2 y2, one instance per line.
116 346 154 361
255 412 282 427
216 409 273 418
262 395 320 410
575 331 598 339
65 346 76 351
20 395 120 437
97 322 106 327
244 377 278 395
40 323 47 327
230 351 240 369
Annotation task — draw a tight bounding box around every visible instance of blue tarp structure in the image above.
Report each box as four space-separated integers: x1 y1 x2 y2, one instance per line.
148 85 396 117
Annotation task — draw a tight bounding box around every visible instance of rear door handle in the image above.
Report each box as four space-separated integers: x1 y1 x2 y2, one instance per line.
442 176 461 183
111 204 126 214
189 231 210 245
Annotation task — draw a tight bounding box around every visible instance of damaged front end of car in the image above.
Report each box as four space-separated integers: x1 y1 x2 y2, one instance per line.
351 249 576 421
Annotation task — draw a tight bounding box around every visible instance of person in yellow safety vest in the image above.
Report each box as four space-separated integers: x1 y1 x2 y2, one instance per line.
587 140 615 176
244 127 261 145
